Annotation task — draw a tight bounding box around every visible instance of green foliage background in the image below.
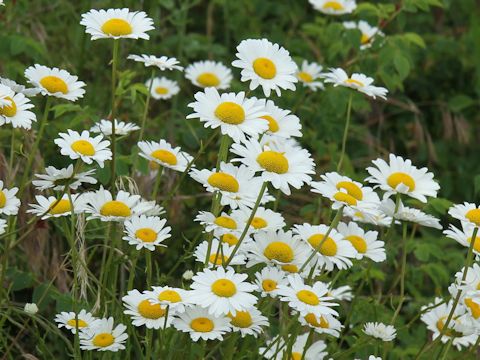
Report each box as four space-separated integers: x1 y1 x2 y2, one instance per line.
1 0 480 358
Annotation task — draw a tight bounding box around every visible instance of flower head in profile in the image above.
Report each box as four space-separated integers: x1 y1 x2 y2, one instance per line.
253 98 302 139
343 21 384 49
185 60 232 90
145 286 192 314
296 60 325 91
380 198 442 229
448 202 480 228
146 77 180 100
253 266 287 298
79 317 128 352
366 154 440 202
33 165 97 191
363 322 397 342
80 8 154 40
444 222 480 255
232 38 298 97
25 65 86 102
90 119 140 136
298 312 343 337
194 239 246 267
337 221 386 262
1 77 40 97
322 68 388 99
309 0 357 15
27 194 85 219
0 181 20 216
0 84 37 129
127 54 183 71
0 219 7 235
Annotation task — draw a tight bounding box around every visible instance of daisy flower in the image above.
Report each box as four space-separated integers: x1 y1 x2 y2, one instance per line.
194 239 246 267
228 306 269 338
0 219 7 235
328 285 353 301
421 298 476 350
337 221 386 262
54 310 97 334
122 215 171 251
189 266 257 316
0 77 40 97
82 187 154 222
146 77 180 100
379 199 442 229
27 194 84 220
0 181 20 215
298 312 343 337
80 8 154 40
172 305 231 342
277 274 338 317
122 289 174 329
363 322 397 342
296 60 325 91
145 286 192 314
185 60 232 90
448 202 480 227
190 162 272 209
231 206 285 233
309 0 357 15
138 139 193 172
25 65 86 101
187 87 268 143
343 21 384 49
54 130 112 168
366 153 440 202
290 333 328 360
79 317 128 352
322 68 388 99
232 38 298 97
253 266 287 298
195 211 247 238
452 263 480 292
444 222 480 254
294 223 357 270
0 84 37 129
33 165 97 191
231 137 315 195
310 172 379 211
253 98 302 139
344 204 393 227
245 230 312 273
90 119 140 136
127 54 183 71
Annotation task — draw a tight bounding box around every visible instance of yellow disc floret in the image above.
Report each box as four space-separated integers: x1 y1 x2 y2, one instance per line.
151 149 178 166
296 289 320 305
214 102 245 125
466 209 480 226
346 235 367 253
40 76 68 94
214 216 237 229
387 172 416 191
261 115 279 133
101 18 133 36
49 199 72 215
207 172 240 192
100 200 131 217
211 279 237 297
137 299 166 319
263 241 294 263
257 151 289 174
197 72 220 87
135 228 158 243
71 140 95 156
158 290 182 303
228 311 253 328
190 317 214 332
308 234 337 256
253 58 277 79
92 333 115 348
0 97 17 117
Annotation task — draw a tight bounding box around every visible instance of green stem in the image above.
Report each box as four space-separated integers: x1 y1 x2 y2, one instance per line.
127 251 139 290
138 68 155 143
151 166 164 201
390 221 408 324
337 92 353 172
8 129 15 185
110 39 120 194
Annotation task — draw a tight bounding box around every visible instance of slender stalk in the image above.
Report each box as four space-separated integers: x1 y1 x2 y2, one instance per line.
8 129 15 185
151 167 164 200
138 67 155 143
127 251 140 290
110 39 120 194
384 193 402 241
390 221 408 324
337 92 353 172
223 182 267 267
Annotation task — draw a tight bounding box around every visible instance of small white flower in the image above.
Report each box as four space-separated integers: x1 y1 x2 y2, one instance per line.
448 202 480 227
337 221 386 262
363 322 396 342
309 0 357 15
123 215 171 251
322 67 388 99
253 266 287 298
296 60 325 91
0 84 37 129
122 289 174 329
185 60 232 90
90 119 140 136
228 306 269 338
0 219 7 235
138 139 193 172
380 198 442 229
182 270 194 280
146 77 180 100
194 239 246 267
79 317 128 352
253 98 302 139
33 165 97 191
54 310 97 334
343 20 384 49
1 77 41 97
128 54 183 71
0 180 20 216
24 303 38 314
145 286 192 314
27 194 85 220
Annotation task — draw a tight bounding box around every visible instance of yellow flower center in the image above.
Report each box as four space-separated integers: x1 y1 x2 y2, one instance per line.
158 289 182 303
346 235 367 253
71 140 95 156
0 192 5 208
214 216 237 229
66 318 88 328
137 299 166 319
0 97 17 117
221 233 239 246
264 241 294 263
333 192 358 206
296 289 320 305
40 76 68 94
211 278 237 297
190 317 214 332
100 200 131 217
261 115 280 133
135 228 158 243
308 234 337 256
262 279 277 292
436 316 462 337
101 18 133 36
257 151 289 174
253 57 277 79
196 72 220 87
336 181 363 200
323 1 344 10
344 78 364 87
291 353 303 360
207 172 240 192
281 264 299 273
155 87 169 95
466 209 480 226
251 217 268 229
49 199 72 215
387 172 416 191
92 333 115 348
298 71 313 83
465 298 480 319
209 253 228 265
361 33 371 44
304 313 329 328
467 236 480 253
151 149 178 166
228 310 252 328
214 102 245 125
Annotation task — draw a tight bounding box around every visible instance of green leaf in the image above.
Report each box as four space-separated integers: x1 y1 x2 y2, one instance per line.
394 54 411 79
403 32 426 48
447 94 475 113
